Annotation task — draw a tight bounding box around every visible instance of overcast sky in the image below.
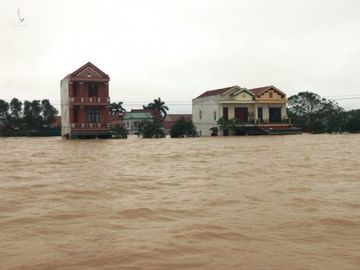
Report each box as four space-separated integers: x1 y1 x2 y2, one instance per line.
1 0 359 113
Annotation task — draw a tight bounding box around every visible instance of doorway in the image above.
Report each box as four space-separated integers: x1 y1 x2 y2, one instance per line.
269 107 281 123
235 107 248 122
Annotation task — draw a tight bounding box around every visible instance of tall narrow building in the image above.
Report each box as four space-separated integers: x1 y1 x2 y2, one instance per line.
60 62 111 139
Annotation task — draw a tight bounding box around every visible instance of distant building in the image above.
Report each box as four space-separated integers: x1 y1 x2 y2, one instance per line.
193 85 299 136
163 114 192 134
60 62 111 139
123 111 154 135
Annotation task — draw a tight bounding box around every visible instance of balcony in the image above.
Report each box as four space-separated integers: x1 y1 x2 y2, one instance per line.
69 97 110 104
71 122 110 129
256 118 291 125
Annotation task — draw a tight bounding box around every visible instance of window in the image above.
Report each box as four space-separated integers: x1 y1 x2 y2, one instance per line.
258 107 263 120
88 84 98 97
214 111 217 121
223 107 228 119
73 108 78 123
269 91 273 98
73 83 78 97
87 111 100 123
199 110 202 120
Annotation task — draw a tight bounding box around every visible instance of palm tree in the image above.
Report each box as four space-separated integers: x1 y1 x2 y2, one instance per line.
110 102 126 117
144 97 169 120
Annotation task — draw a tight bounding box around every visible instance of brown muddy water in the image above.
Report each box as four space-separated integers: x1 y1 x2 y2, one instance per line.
1 134 360 270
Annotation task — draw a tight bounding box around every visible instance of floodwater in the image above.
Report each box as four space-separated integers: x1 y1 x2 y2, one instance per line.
1 134 360 270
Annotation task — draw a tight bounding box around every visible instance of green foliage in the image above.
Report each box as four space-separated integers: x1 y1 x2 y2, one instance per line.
217 117 234 130
143 97 169 120
288 91 346 133
110 101 126 116
41 99 58 127
170 117 197 138
0 99 9 121
23 100 43 129
0 98 59 137
9 98 23 127
111 124 128 139
346 109 360 133
138 120 165 138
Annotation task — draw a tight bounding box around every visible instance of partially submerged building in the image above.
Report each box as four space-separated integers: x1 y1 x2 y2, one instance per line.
163 114 192 135
123 111 154 135
61 62 111 139
192 85 301 136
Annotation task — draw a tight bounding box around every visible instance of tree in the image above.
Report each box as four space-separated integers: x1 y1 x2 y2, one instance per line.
0 99 9 132
23 100 43 130
111 124 128 139
110 101 126 117
143 97 169 120
346 109 360 133
288 91 345 133
138 120 165 138
170 117 197 138
288 92 327 124
9 98 22 127
0 99 9 121
41 99 58 128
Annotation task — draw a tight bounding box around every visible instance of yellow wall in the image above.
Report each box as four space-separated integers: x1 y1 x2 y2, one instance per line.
219 104 256 118
256 89 286 103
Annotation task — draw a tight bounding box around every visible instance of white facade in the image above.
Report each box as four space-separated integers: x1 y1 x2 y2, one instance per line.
60 77 70 137
192 85 289 136
192 95 220 136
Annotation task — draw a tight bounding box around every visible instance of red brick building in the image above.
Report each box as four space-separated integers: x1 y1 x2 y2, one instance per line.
61 62 111 139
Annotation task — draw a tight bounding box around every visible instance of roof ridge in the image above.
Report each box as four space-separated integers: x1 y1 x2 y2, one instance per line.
195 85 239 99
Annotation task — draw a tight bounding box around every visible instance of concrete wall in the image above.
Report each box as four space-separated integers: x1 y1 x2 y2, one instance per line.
219 104 256 119
60 77 70 137
192 95 220 136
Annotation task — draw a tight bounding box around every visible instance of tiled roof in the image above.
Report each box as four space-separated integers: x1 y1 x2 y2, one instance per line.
195 86 238 98
163 114 192 129
123 112 153 120
195 85 285 99
248 86 273 96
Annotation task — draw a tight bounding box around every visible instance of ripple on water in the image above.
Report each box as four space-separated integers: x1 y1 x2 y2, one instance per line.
1 134 360 270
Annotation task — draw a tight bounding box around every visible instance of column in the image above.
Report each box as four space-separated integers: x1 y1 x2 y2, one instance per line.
68 82 73 97
79 106 86 127
79 82 85 98
103 82 109 98
254 103 258 124
101 107 110 127
69 106 74 123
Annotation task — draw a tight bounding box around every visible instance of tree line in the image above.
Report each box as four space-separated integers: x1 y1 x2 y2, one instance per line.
0 98 59 136
1 92 359 138
288 92 360 133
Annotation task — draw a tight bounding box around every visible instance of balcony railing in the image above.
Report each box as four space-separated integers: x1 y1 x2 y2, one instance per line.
70 97 110 103
71 122 110 129
256 118 291 124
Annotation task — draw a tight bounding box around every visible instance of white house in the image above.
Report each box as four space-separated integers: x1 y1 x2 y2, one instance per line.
192 85 292 136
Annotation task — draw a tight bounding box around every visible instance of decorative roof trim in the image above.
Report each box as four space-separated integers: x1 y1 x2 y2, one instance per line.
69 62 110 80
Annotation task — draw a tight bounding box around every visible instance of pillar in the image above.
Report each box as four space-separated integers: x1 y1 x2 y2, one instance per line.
79 106 86 124
69 82 73 97
69 106 74 123
79 82 85 97
103 82 109 98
